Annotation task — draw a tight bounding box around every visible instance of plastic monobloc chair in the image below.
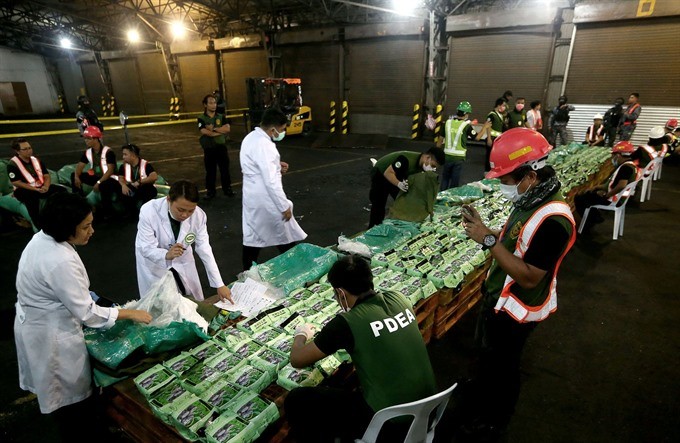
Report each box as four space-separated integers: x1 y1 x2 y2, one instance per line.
652 155 663 181
640 160 656 202
355 383 457 443
578 181 638 240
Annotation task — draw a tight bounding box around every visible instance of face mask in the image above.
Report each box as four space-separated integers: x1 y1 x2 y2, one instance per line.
423 164 436 172
336 289 350 313
516 104 525 111
500 176 531 203
272 128 286 142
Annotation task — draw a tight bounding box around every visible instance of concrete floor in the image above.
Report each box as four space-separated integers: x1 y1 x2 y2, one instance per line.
0 121 678 442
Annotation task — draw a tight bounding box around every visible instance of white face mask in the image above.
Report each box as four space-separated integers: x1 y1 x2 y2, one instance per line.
272 128 286 142
423 164 436 172
499 176 530 203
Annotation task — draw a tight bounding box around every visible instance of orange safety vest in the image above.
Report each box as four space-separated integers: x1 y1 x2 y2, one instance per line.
587 124 604 143
86 146 117 180
10 156 44 188
622 103 640 126
124 159 148 183
494 201 576 323
608 161 639 202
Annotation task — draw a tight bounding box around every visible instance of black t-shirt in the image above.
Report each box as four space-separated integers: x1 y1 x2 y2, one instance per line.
522 218 571 271
612 163 636 185
7 156 47 184
117 162 155 182
80 148 116 174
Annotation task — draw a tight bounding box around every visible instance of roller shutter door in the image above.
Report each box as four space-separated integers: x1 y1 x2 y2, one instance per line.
222 49 268 110
137 52 173 114
447 29 552 122
109 58 145 115
80 62 108 113
346 38 424 116
178 54 219 111
566 17 680 106
280 43 340 130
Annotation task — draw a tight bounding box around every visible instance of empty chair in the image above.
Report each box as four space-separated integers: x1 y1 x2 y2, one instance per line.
578 180 638 240
356 383 457 443
639 160 656 202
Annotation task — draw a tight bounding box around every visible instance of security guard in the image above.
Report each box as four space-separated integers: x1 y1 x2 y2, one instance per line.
7 138 66 229
285 255 436 443
458 128 576 440
197 94 234 198
507 97 528 129
439 101 488 190
484 98 507 171
71 126 120 219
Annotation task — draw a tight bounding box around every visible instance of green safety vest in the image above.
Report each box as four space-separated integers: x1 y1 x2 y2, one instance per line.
485 191 576 322
487 111 504 138
342 290 436 411
444 118 470 159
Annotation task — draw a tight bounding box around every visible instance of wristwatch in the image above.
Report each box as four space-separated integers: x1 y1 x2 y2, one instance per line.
482 234 497 250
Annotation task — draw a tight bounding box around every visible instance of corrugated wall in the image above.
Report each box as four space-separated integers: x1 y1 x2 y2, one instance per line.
178 54 219 112
108 58 145 114
566 17 680 106
279 43 340 131
447 28 553 122
137 52 173 114
221 49 269 110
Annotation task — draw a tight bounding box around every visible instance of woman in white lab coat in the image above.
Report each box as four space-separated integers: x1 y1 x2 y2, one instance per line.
240 108 307 270
14 193 152 439
135 179 232 302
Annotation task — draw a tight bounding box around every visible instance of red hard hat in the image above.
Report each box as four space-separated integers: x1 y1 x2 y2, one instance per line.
666 119 678 130
611 141 635 155
486 127 552 179
83 125 103 139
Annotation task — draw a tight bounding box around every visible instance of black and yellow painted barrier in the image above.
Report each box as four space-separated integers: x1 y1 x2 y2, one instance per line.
341 100 348 134
169 96 181 116
433 104 443 143
329 101 336 133
58 95 65 114
412 104 421 140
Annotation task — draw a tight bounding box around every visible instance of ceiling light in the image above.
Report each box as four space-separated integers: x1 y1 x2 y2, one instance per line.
171 22 185 38
127 29 140 43
60 37 72 49
392 0 419 16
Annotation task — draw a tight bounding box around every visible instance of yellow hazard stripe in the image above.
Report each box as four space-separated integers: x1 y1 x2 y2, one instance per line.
0 108 249 125
508 145 533 160
0 119 196 139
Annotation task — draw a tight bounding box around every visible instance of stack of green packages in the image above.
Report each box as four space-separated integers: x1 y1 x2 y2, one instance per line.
205 392 279 443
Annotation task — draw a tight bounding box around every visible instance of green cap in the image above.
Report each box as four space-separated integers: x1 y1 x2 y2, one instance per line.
457 101 472 113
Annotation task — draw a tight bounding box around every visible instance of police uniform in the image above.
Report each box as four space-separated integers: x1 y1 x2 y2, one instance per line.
507 109 527 129
285 290 436 442
117 160 158 213
197 112 232 197
369 151 423 228
441 117 476 190
549 105 574 147
7 155 65 228
618 103 641 141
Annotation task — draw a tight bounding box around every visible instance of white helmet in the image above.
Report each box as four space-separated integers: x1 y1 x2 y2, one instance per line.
649 126 665 139
593 113 603 120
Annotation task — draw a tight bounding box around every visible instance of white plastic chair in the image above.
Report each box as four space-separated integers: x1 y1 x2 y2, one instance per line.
639 160 657 202
652 155 663 181
578 181 638 240
355 383 457 443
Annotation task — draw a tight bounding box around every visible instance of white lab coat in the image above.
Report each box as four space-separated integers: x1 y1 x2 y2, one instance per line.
14 231 118 414
240 127 307 247
135 197 223 300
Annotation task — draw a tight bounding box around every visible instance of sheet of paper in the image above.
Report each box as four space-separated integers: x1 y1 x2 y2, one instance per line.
214 278 275 317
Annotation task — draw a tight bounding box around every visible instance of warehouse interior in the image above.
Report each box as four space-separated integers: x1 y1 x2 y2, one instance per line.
1 0 679 442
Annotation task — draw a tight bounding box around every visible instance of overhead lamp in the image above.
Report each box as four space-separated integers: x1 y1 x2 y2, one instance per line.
392 0 419 16
171 22 185 38
60 37 72 49
127 29 140 43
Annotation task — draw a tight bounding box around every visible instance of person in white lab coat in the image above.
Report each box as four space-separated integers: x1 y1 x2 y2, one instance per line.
135 179 233 302
240 108 307 270
14 193 152 439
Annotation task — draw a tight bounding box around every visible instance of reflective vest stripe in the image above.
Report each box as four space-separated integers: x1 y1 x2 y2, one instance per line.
444 119 470 157
588 125 604 142
494 201 576 323
528 110 542 129
608 161 639 202
622 103 640 125
124 159 148 182
10 156 44 188
86 146 118 180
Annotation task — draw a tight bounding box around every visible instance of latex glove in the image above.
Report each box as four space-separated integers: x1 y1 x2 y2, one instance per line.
397 180 409 193
294 323 317 341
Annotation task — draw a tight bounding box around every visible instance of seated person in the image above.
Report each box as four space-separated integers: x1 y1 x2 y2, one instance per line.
118 144 158 215
574 141 639 231
285 254 436 443
648 126 668 158
7 138 66 229
70 126 120 218
664 119 679 155
368 148 445 228
584 114 605 147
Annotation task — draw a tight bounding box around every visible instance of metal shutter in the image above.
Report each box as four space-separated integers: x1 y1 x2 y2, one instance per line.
108 58 145 115
80 62 107 113
447 29 552 122
137 52 173 114
566 17 680 106
178 54 219 111
280 43 340 131
221 49 268 110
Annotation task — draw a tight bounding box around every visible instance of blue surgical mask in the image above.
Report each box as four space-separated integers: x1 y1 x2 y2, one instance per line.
272 128 286 142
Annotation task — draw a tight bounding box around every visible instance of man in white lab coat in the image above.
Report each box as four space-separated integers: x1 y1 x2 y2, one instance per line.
240 108 307 270
135 180 232 302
